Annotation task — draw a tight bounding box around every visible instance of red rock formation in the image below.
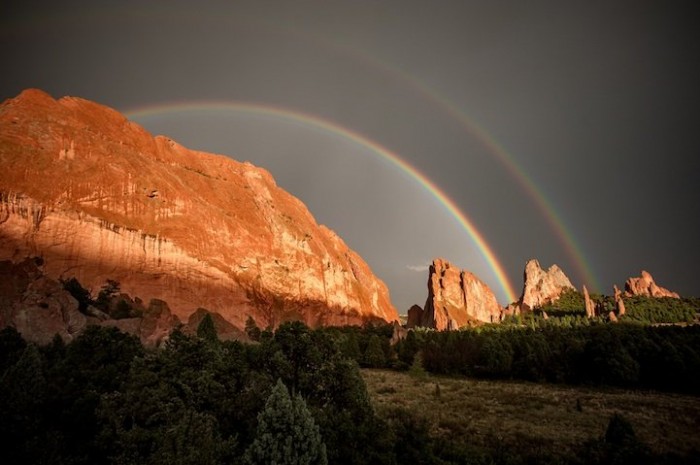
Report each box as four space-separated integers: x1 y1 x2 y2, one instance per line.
390 321 408 345
406 304 423 328
517 259 575 311
625 271 679 299
0 89 398 330
0 257 185 346
613 285 626 316
421 259 503 330
0 258 86 344
583 285 596 318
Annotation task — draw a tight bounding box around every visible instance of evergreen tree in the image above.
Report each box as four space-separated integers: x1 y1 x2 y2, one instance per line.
0 344 47 464
61 277 93 312
362 334 386 368
244 379 327 465
408 351 428 381
95 279 120 311
245 316 262 342
197 313 218 343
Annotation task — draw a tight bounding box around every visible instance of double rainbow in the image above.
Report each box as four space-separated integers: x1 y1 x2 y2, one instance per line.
126 101 519 303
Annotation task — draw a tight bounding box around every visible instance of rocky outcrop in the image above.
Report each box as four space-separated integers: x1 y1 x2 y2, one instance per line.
583 285 596 318
0 258 87 345
0 257 186 346
613 285 626 316
625 271 679 299
421 259 503 330
0 89 398 331
406 304 423 328
390 321 408 345
517 259 575 311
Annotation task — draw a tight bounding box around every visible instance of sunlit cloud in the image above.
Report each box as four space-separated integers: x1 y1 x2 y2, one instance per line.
406 263 430 272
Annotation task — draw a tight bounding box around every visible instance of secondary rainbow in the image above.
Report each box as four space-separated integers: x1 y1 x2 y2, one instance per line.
125 101 519 303
315 41 601 291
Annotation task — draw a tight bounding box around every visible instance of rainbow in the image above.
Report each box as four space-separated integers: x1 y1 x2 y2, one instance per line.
6 5 599 292
385 75 602 291
125 101 519 303
301 40 601 292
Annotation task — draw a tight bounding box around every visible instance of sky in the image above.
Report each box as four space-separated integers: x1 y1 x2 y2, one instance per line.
1 1 699 312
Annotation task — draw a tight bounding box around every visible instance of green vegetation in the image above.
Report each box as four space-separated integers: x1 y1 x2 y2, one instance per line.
244 379 327 465
621 296 698 324
2 303 700 464
539 288 586 317
395 323 700 393
62 278 144 319
0 323 392 465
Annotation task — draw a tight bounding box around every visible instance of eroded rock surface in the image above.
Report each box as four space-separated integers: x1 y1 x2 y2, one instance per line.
625 271 679 299
421 259 503 330
517 259 575 311
0 89 398 330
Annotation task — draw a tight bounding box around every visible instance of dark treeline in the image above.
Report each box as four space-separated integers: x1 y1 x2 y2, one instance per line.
0 322 393 465
2 318 700 464
391 323 700 394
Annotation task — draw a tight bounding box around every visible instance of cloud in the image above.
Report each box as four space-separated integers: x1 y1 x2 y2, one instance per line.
406 263 430 272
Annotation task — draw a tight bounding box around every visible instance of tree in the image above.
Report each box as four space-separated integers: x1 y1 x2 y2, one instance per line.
95 279 120 311
244 379 327 465
0 344 47 464
408 351 428 381
362 334 386 368
61 277 93 312
197 313 218 343
245 316 262 342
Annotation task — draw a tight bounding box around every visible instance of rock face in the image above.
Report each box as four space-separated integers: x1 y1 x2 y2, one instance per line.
625 271 679 299
517 259 575 311
583 285 596 318
0 258 86 344
613 285 626 316
421 259 503 330
0 257 182 346
0 89 398 331
406 304 423 328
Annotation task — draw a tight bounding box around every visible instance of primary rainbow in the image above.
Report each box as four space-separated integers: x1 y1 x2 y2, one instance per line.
125 101 519 303
315 41 602 292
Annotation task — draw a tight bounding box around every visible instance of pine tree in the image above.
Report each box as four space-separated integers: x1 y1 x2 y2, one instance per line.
362 334 386 368
197 313 218 343
244 379 327 465
245 315 262 342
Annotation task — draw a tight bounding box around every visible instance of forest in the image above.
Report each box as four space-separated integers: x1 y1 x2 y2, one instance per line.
2 307 700 465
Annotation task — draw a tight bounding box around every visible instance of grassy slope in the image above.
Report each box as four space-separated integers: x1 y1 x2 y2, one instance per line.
362 369 700 458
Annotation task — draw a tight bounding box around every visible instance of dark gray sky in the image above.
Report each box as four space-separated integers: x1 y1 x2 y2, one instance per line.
2 0 699 311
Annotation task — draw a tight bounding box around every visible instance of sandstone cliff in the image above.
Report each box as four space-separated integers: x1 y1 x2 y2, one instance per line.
421 258 503 329
625 271 680 299
0 89 398 330
517 259 575 311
